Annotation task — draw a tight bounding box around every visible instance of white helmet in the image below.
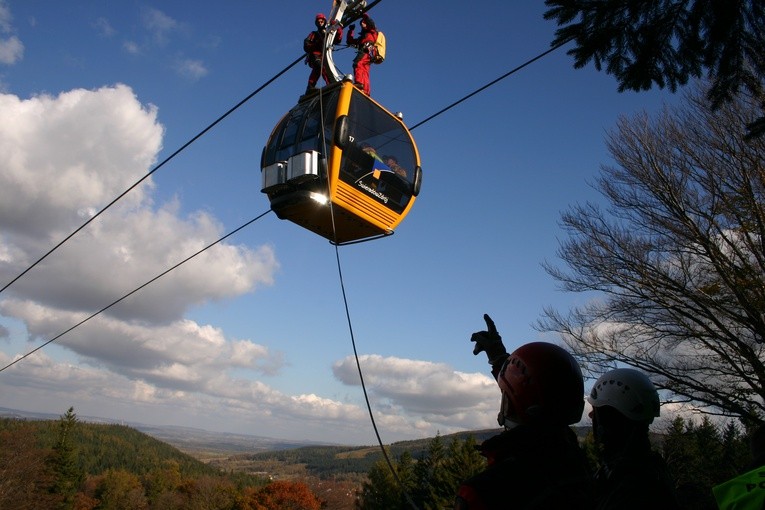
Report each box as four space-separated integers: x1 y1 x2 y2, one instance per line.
588 368 660 423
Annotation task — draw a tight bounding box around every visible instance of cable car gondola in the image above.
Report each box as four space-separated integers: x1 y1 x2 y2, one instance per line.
260 0 421 244
261 78 422 244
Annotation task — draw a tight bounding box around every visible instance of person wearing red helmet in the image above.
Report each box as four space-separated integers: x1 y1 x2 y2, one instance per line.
303 13 342 95
453 314 595 509
345 13 377 95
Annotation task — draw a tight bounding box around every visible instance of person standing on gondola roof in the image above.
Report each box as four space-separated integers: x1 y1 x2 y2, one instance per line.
304 13 342 95
346 13 377 95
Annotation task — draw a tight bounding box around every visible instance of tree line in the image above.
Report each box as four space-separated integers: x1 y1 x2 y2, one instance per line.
0 409 323 510
356 417 755 509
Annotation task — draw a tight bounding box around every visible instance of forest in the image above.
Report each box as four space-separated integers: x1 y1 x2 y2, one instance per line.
0 409 326 510
0 408 756 509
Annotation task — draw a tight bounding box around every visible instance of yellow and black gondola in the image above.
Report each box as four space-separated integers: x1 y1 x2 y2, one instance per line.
261 78 422 244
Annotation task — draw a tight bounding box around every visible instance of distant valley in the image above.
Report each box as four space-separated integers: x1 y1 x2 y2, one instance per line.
0 406 337 457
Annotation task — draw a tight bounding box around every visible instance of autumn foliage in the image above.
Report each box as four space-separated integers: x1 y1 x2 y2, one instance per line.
0 412 324 510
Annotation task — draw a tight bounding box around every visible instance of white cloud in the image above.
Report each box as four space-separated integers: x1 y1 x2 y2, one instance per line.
0 34 22 64
93 17 116 38
0 83 318 437
0 86 277 323
122 40 140 55
175 58 208 81
0 85 161 238
334 354 500 432
0 1 22 65
0 0 13 33
141 7 181 46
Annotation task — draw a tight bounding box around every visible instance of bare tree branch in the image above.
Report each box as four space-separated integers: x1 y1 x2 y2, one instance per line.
539 84 765 425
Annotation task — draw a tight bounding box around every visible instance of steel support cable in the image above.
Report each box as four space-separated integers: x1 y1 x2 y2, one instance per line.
327 37 573 510
409 38 572 131
316 1 417 507
331 245 420 510
314 66 414 510
0 56 304 297
0 209 273 373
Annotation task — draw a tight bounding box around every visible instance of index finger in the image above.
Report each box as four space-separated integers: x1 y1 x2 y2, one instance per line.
483 314 497 335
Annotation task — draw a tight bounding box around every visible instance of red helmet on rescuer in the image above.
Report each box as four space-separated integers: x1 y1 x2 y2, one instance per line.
497 342 585 426
315 13 326 28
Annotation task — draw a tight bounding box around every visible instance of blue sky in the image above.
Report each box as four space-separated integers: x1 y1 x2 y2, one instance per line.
0 1 679 445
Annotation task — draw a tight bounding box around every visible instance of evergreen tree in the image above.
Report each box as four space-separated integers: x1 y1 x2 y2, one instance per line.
438 437 485 508
543 0 765 137
356 458 400 509
720 421 751 478
356 434 487 510
662 416 751 509
412 434 446 508
49 407 83 509
393 450 417 509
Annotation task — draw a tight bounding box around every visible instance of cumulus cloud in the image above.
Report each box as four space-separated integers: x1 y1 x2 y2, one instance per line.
0 86 276 324
0 84 308 435
334 354 500 433
0 86 161 237
0 300 284 381
0 346 426 443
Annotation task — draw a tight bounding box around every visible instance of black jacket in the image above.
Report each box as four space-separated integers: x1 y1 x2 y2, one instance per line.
455 425 594 509
594 443 680 510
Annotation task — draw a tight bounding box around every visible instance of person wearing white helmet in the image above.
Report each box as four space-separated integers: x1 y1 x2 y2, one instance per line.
453 314 595 509
588 368 680 510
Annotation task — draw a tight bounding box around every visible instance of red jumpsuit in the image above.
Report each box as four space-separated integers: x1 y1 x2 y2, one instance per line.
346 19 377 95
304 25 342 90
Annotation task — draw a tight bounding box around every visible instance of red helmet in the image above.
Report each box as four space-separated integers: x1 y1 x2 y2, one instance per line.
315 13 327 21
497 342 585 425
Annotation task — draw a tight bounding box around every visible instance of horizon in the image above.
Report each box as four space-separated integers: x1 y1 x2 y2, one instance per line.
0 1 684 444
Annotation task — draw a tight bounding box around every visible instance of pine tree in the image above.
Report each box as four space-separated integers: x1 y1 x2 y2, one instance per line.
49 407 83 509
356 458 400 509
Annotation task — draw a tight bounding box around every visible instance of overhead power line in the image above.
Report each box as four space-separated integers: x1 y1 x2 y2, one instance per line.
410 38 572 131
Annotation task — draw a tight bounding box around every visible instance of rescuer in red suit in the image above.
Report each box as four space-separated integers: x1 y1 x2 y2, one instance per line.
345 13 377 95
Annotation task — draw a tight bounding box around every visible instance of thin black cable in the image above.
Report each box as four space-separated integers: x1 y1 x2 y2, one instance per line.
0 56 304 297
332 246 419 510
325 36 572 510
317 2 416 507
409 38 572 131
0 209 273 374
